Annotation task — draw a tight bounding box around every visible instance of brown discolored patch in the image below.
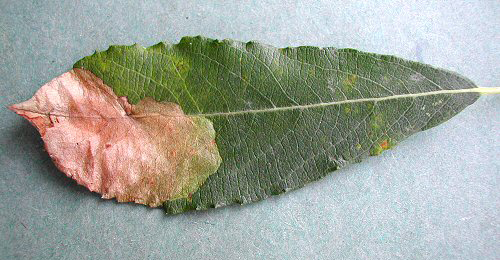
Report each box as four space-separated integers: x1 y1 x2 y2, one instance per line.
380 140 389 150
9 69 221 207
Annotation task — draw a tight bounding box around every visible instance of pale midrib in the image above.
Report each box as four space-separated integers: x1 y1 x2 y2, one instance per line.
198 87 494 117
9 87 498 119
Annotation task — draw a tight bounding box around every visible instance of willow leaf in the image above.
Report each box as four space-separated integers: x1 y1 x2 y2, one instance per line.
15 36 492 214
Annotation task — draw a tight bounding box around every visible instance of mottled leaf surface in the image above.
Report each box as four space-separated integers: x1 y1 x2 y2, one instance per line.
74 36 479 214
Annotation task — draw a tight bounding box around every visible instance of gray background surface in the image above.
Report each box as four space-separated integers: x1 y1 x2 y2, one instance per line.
1 1 499 259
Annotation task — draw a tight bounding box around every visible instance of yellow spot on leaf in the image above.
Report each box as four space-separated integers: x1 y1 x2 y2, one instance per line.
380 140 389 150
370 145 383 156
370 139 394 156
342 74 358 92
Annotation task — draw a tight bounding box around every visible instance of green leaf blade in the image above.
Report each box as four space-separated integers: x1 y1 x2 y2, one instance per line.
74 36 479 214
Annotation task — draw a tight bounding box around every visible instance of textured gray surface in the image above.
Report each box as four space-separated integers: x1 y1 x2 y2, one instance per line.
0 1 499 259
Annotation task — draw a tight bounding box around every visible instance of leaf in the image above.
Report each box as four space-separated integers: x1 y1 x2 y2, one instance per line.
9 69 221 207
12 36 489 214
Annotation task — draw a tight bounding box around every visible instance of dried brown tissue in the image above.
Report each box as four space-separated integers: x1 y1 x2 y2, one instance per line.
9 68 222 207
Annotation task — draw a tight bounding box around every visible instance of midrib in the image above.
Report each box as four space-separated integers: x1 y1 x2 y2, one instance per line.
10 87 499 119
197 87 497 117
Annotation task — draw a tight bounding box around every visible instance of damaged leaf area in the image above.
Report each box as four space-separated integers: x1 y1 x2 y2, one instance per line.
9 68 221 207
12 37 494 214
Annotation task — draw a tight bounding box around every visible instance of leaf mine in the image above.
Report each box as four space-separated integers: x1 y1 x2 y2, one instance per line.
12 37 496 214
9 68 222 207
